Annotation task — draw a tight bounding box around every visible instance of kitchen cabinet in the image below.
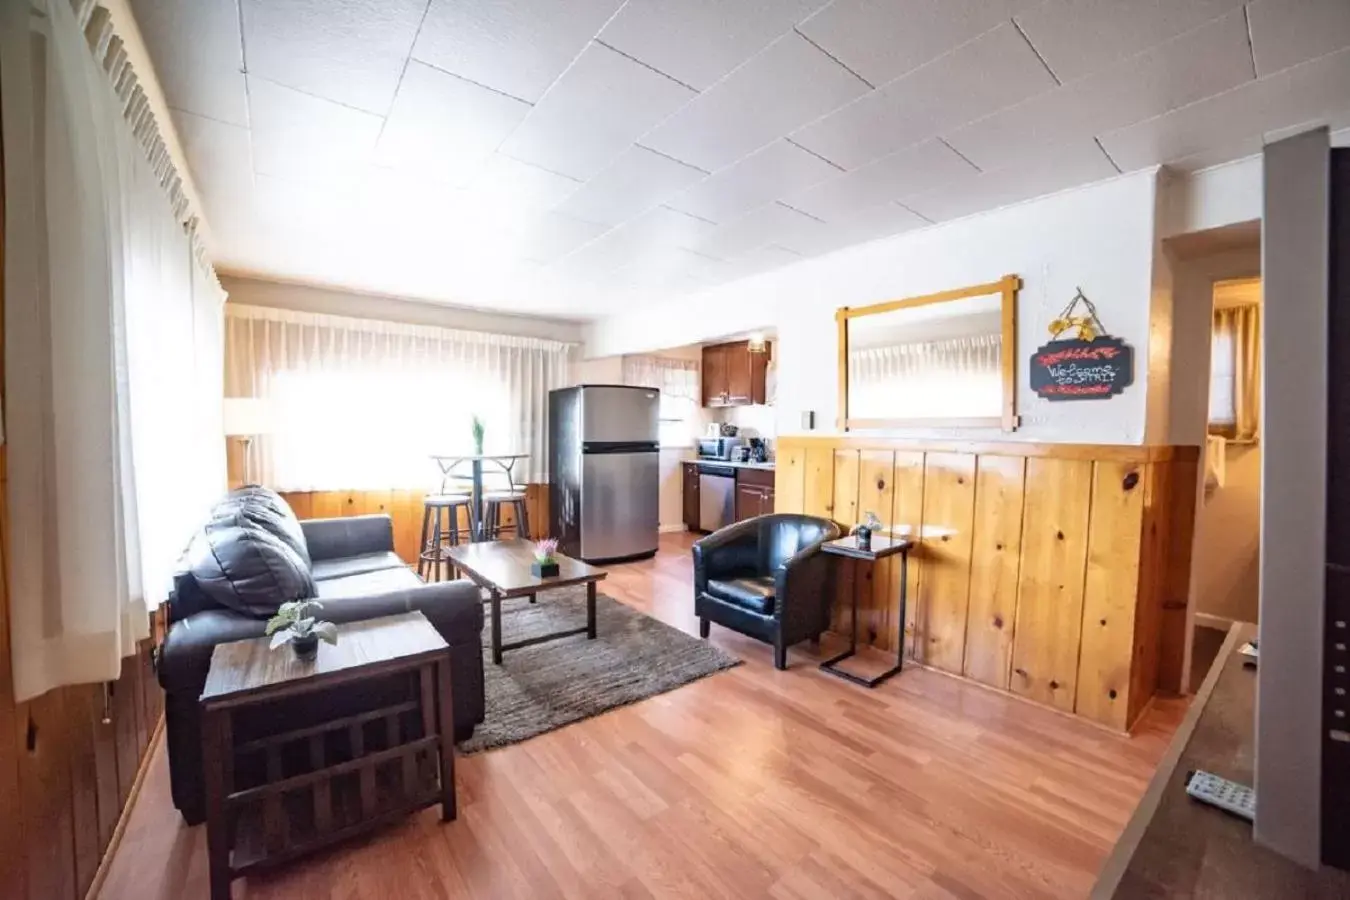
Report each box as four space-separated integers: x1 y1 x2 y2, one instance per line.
734 467 776 522
701 340 771 408
682 462 701 531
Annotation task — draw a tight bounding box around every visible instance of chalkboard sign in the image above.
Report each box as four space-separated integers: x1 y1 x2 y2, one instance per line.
1030 337 1134 401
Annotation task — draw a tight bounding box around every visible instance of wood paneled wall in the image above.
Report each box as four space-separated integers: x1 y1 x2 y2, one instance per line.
774 436 1199 731
279 485 550 564
0 433 162 900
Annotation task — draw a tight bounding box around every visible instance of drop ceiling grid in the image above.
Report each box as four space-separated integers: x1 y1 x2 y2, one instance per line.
125 0 1350 317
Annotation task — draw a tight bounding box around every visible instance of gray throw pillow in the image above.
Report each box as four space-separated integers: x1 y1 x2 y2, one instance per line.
189 513 317 618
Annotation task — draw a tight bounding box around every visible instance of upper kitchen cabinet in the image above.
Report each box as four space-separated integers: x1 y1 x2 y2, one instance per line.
702 340 772 407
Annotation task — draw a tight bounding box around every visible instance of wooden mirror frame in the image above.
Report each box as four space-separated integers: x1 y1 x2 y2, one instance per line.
836 274 1021 432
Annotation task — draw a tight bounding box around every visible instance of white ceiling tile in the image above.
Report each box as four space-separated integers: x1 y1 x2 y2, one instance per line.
723 243 807 278
1248 0 1350 77
944 9 1254 172
462 155 583 214
905 139 1117 222
510 212 610 265
640 32 871 172
665 140 840 223
247 76 385 181
555 146 708 226
375 62 531 185
554 207 718 275
787 200 930 255
172 109 255 216
500 43 696 180
695 202 830 258
1013 0 1248 83
1099 46 1350 171
412 0 627 103
241 0 425 114
792 23 1058 169
599 0 829 90
781 139 976 221
798 0 1037 88
128 0 248 126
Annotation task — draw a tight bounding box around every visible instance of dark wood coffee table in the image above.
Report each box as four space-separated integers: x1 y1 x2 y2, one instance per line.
446 539 608 665
199 612 456 900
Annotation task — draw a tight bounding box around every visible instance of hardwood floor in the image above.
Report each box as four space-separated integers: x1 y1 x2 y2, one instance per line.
96 533 1185 900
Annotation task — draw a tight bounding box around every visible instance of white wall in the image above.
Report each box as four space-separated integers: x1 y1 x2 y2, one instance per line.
587 170 1163 445
222 274 587 343
1255 127 1329 870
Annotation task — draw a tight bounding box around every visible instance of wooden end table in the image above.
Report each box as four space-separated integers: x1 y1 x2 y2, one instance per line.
819 533 915 688
199 612 456 900
447 538 608 665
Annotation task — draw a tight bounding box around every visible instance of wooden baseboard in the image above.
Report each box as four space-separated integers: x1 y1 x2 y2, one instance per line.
659 524 689 534
84 714 164 900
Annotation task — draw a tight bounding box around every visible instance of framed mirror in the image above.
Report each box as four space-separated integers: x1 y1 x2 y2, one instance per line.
837 275 1019 431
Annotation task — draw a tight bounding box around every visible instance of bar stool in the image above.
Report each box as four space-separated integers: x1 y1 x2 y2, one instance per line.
418 493 474 581
482 490 531 541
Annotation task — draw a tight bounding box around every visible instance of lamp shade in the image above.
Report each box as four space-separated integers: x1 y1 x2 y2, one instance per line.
222 397 273 436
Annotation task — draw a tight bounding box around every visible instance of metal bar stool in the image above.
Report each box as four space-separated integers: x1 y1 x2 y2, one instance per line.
418 493 474 581
482 490 531 541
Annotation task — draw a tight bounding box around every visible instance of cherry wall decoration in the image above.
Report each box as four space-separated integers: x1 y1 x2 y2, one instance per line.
1029 288 1135 401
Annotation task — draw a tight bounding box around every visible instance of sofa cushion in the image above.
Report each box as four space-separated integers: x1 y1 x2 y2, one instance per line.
213 485 311 568
706 575 776 615
315 565 423 599
311 551 406 582
188 514 317 617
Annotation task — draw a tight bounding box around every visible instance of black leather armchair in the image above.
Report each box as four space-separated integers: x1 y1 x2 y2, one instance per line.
693 514 840 669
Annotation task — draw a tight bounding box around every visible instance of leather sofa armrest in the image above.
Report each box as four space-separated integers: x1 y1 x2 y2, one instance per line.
692 519 761 593
301 515 395 561
159 579 485 700
775 526 841 637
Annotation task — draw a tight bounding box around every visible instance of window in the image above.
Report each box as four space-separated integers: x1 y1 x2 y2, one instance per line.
1208 302 1260 440
622 356 700 447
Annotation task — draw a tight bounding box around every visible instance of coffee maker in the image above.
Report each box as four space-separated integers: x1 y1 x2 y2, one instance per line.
747 438 767 463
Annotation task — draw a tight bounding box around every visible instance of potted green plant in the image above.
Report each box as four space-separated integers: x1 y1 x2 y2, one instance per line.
471 415 485 456
265 599 338 661
532 538 560 577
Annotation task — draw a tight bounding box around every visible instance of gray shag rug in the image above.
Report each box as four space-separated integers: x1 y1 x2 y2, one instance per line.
459 586 740 754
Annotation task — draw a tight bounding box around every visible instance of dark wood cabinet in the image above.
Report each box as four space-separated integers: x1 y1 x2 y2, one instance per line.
682 462 701 531
734 467 776 522
701 340 771 408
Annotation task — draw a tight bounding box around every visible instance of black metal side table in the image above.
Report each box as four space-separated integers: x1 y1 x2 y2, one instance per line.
819 533 914 688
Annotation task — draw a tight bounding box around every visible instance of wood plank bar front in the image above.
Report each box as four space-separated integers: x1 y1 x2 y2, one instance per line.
774 435 1200 732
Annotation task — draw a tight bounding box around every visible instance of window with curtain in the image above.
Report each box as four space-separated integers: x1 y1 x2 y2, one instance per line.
3 0 226 700
225 305 574 491
1209 304 1260 440
848 334 1002 421
622 355 701 447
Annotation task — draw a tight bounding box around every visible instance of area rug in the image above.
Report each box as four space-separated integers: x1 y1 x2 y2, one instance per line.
458 586 740 754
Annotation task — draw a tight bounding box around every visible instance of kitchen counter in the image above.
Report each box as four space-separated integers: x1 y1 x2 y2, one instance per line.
683 459 775 470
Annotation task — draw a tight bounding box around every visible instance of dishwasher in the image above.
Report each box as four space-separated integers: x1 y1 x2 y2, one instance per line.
698 463 737 532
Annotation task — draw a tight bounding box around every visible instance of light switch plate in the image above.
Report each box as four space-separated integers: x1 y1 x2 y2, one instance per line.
800 410 815 430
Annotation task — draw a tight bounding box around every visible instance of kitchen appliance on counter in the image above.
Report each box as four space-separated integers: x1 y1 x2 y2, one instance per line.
697 436 745 461
548 385 659 563
697 463 737 532
747 438 768 463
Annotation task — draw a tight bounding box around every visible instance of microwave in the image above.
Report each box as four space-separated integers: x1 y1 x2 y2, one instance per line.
697 437 744 461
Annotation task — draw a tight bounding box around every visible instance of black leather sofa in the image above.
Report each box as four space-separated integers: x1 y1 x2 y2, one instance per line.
158 486 484 824
692 513 840 669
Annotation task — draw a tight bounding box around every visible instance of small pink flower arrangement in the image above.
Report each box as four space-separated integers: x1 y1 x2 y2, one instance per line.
532 538 560 577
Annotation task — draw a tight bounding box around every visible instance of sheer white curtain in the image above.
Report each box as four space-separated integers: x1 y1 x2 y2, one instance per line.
3 0 226 701
623 355 700 447
225 305 574 491
849 334 1002 420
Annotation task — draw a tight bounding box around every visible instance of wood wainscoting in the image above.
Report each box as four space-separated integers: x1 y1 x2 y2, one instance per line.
773 436 1199 731
278 485 550 565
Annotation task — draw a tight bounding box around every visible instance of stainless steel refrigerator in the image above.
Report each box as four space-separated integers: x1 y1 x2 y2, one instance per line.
548 385 660 563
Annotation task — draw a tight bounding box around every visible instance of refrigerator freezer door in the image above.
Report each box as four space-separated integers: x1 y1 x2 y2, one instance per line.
580 450 659 561
581 386 659 444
